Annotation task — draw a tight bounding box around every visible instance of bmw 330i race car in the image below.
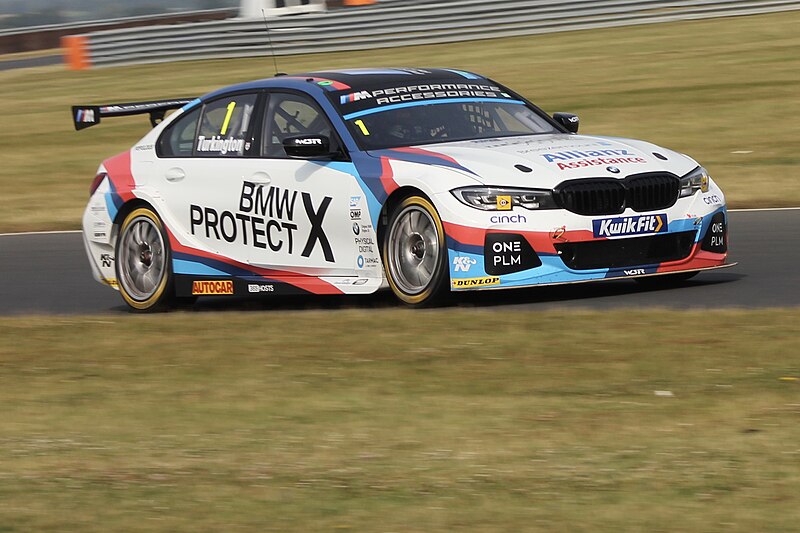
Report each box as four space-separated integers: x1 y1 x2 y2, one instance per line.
75 67 732 311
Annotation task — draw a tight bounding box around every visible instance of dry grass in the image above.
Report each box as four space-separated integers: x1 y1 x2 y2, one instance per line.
0 11 798 232
1 309 799 531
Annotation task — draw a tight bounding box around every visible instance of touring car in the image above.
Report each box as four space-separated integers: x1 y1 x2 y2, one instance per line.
75 67 732 311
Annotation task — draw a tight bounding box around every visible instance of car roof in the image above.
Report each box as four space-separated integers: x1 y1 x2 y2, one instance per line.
295 67 488 85
200 67 489 101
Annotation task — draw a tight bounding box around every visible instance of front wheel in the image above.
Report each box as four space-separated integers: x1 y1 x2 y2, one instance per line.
383 195 449 306
115 207 174 312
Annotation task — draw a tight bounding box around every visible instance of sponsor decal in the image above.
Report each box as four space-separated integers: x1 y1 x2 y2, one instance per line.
350 209 362 221
606 166 621 174
451 276 501 288
100 253 114 268
354 236 375 254
701 212 727 253
190 181 334 263
352 222 361 235
349 196 361 208
592 214 668 238
192 280 234 295
293 137 322 145
248 284 274 293
453 256 477 272
75 108 96 123
550 226 567 241
496 195 512 211
339 83 511 107
134 144 154 152
541 149 647 171
703 194 722 205
196 135 245 155
484 233 541 275
356 255 380 269
623 268 647 276
490 214 527 224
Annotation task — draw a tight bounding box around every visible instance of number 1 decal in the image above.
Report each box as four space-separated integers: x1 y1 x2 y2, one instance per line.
220 101 236 135
354 119 370 136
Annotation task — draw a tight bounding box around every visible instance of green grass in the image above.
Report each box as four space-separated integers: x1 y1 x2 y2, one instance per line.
1 309 799 531
0 11 799 232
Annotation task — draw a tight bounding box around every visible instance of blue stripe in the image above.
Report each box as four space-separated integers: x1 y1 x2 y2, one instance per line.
442 69 482 80
343 98 526 120
172 258 229 276
181 98 201 111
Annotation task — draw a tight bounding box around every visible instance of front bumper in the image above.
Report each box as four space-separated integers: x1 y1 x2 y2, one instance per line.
439 187 730 291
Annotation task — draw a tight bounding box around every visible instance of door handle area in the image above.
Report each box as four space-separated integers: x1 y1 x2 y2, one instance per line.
249 171 271 185
165 167 186 182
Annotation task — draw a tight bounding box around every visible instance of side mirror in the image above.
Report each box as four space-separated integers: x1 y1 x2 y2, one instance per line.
553 112 580 134
283 135 333 159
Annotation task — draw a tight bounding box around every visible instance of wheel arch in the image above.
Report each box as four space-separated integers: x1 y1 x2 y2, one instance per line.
113 201 177 312
377 186 435 248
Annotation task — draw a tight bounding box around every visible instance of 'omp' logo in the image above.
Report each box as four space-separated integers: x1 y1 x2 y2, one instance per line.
192 280 234 295
593 214 667 238
451 277 500 288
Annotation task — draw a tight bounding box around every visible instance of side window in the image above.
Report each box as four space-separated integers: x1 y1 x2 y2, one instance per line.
263 93 336 158
196 93 258 158
158 107 200 157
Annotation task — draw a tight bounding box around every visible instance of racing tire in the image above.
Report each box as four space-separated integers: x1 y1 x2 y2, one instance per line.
383 195 450 307
634 271 699 287
115 207 175 312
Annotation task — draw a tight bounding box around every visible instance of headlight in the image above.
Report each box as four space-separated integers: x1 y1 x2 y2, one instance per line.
679 167 710 198
451 187 558 211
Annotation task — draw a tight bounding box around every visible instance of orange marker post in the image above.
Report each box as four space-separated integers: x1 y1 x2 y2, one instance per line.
62 35 90 71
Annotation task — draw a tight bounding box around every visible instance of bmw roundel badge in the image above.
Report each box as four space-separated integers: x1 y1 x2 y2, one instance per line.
606 166 621 174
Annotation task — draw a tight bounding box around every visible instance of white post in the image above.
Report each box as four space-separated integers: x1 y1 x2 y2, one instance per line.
239 0 325 18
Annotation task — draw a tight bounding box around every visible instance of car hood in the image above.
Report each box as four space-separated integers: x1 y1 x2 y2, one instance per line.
380 134 698 189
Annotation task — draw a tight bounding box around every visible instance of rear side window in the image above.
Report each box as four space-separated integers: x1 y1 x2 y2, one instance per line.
263 92 337 158
158 107 200 157
196 94 258 158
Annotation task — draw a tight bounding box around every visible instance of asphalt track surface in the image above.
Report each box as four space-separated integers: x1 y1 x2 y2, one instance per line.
0 209 797 315
0 55 61 71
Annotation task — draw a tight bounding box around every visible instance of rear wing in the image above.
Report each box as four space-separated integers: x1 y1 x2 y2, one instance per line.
72 98 196 131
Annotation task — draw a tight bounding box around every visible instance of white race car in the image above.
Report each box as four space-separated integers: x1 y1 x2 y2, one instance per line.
75 67 732 311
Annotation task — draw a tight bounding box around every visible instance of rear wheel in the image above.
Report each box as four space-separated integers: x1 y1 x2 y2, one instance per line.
383 195 449 306
115 207 174 312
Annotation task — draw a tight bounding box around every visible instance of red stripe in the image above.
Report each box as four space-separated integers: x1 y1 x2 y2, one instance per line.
444 221 593 254
656 246 727 273
392 146 461 167
166 228 344 295
103 150 136 202
379 157 399 197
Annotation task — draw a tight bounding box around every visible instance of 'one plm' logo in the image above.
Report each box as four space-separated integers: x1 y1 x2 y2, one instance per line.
593 214 668 238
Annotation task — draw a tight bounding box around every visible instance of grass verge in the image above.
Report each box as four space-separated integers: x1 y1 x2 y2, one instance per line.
1 309 799 531
0 11 798 232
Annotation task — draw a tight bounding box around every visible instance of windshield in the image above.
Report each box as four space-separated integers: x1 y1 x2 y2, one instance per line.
331 81 558 150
